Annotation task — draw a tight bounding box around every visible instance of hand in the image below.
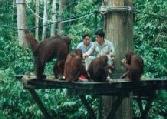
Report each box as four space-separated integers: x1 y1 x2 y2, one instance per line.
121 58 126 64
107 52 115 60
82 53 89 59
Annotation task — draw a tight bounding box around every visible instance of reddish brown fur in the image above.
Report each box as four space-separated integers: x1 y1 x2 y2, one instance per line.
121 52 144 81
64 49 88 81
88 56 109 82
24 30 70 79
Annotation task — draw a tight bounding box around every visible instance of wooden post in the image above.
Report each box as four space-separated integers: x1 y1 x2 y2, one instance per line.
102 0 133 118
16 0 27 46
104 0 133 73
28 89 53 119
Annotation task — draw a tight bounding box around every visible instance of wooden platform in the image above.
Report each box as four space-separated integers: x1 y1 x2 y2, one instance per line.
21 76 167 95
17 75 167 119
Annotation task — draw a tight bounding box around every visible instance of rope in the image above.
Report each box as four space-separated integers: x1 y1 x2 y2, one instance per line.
25 0 96 24
0 24 17 30
135 10 167 20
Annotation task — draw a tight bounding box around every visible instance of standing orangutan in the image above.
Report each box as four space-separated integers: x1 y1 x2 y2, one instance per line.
121 52 144 81
64 49 89 82
88 56 109 82
24 30 71 80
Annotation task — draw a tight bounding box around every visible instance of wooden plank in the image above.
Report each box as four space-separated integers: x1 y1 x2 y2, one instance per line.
20 77 167 95
23 78 167 88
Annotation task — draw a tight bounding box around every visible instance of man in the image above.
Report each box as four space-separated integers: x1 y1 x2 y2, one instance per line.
84 30 115 70
76 33 94 58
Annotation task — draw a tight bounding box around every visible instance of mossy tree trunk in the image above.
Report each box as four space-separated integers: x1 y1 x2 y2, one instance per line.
50 0 57 37
58 0 66 33
16 0 27 46
42 0 48 40
35 0 39 40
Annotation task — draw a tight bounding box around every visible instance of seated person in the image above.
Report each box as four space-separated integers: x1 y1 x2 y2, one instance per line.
84 29 115 71
76 33 94 59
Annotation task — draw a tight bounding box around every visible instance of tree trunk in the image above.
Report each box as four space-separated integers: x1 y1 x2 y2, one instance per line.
102 0 133 118
42 0 48 40
35 0 39 40
12 0 15 22
58 0 66 33
50 0 57 37
16 0 27 46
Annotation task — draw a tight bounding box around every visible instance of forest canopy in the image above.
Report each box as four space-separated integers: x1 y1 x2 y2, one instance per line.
0 0 166 118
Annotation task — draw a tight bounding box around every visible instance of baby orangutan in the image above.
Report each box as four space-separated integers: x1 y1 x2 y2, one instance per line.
64 49 89 82
24 30 70 80
121 52 144 81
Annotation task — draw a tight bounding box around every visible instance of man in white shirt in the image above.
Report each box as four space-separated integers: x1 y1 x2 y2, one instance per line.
84 30 115 70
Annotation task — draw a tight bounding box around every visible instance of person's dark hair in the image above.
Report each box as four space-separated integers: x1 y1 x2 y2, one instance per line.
82 33 90 39
95 29 105 38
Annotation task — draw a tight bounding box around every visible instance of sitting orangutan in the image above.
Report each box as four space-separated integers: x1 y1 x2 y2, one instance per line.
88 56 110 82
24 30 71 80
121 52 144 81
64 49 89 82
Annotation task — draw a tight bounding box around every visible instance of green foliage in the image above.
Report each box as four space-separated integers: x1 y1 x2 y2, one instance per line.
0 69 38 119
64 0 102 49
134 0 167 78
132 0 167 118
0 68 94 119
